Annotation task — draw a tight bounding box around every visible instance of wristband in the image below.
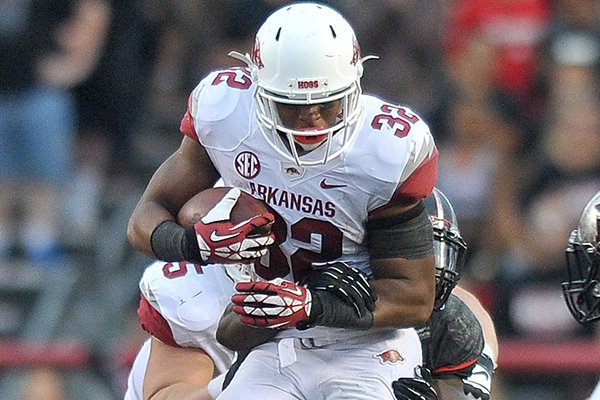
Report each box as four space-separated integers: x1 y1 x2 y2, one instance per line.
298 290 374 330
150 220 201 262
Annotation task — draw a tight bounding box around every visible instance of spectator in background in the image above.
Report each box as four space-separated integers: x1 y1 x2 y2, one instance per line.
342 0 451 133
539 0 600 70
537 0 600 111
65 0 165 246
0 0 108 266
489 35 600 399
66 0 279 246
494 13 600 324
434 31 530 287
444 0 551 130
19 367 66 400
148 0 286 119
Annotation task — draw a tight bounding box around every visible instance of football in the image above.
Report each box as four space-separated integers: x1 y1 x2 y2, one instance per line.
177 187 272 229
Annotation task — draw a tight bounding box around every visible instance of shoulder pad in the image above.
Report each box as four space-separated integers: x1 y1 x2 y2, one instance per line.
192 68 252 122
188 67 255 151
351 96 438 208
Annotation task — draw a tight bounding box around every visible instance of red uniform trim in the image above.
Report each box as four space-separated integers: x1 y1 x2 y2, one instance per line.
137 294 179 347
372 147 438 214
180 95 198 140
396 146 438 200
433 356 478 374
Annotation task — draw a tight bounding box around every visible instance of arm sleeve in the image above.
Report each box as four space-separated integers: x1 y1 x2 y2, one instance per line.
367 201 434 259
427 295 484 379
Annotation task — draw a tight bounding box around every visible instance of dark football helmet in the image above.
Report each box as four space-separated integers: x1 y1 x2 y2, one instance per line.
425 188 468 310
562 190 600 324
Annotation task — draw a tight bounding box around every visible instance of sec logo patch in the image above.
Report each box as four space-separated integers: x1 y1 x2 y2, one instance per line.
235 151 261 179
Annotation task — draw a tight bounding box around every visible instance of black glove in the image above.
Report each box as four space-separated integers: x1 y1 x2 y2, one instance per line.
393 367 438 400
302 262 377 318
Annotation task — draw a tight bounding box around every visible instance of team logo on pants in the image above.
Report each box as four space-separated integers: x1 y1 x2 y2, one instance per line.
374 349 405 365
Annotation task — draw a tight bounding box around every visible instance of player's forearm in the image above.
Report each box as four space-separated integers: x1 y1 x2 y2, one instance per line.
128 137 220 257
128 200 178 258
216 304 278 351
369 254 435 328
371 277 434 328
433 378 469 400
146 383 213 400
452 286 498 365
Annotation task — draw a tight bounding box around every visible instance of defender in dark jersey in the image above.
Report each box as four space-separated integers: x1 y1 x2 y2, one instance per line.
393 189 495 400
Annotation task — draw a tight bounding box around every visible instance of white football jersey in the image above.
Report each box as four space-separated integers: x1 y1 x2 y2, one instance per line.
589 380 600 400
135 260 238 373
180 67 438 340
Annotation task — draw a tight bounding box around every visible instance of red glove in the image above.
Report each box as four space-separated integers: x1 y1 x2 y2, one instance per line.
192 188 275 264
232 279 315 329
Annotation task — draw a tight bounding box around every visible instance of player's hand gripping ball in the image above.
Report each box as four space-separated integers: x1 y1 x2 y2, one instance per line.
178 187 275 264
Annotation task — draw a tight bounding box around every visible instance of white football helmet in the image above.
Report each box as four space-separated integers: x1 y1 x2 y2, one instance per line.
425 188 467 310
562 190 600 324
230 3 374 165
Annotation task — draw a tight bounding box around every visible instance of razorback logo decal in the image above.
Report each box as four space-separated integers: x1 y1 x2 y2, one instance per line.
251 38 264 69
351 36 361 66
374 349 405 365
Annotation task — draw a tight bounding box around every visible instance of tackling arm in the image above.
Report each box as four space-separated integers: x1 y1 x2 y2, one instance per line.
452 286 498 364
452 286 497 400
216 303 278 352
143 337 215 400
432 379 468 400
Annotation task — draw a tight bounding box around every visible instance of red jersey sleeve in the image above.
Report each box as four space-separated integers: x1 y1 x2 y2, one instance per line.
395 146 438 201
180 95 198 141
137 294 179 347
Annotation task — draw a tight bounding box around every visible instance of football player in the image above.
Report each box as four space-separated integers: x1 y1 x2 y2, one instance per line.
393 188 497 400
127 3 438 399
123 259 241 400
123 189 497 400
125 187 271 400
562 190 600 400
216 188 497 400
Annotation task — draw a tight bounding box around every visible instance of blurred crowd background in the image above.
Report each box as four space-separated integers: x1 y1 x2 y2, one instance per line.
0 0 599 399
